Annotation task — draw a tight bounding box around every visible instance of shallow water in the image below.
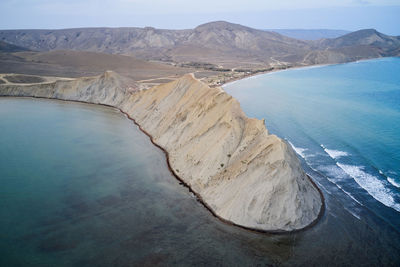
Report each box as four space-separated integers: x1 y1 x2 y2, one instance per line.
1 97 400 266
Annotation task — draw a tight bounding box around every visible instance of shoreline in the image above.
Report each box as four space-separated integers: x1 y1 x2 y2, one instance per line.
0 95 325 234
220 56 392 88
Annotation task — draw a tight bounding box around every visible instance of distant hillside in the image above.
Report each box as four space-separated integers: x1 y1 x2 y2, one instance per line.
0 40 29 53
266 29 350 40
0 50 211 87
304 29 400 64
0 21 399 68
318 29 400 49
0 21 311 68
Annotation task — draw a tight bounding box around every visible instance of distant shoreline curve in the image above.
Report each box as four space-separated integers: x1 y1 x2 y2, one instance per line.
221 56 394 88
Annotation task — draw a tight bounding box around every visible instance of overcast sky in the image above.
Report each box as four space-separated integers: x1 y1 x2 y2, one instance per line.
1 0 399 35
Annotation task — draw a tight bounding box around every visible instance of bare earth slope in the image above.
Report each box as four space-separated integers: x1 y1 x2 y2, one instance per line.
0 50 222 88
267 29 351 40
0 72 323 232
0 22 310 67
1 21 398 68
305 29 400 64
0 40 30 53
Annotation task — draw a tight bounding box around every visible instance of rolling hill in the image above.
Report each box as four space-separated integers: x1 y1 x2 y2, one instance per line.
0 40 30 53
303 29 400 64
0 50 216 87
267 29 350 40
0 21 399 71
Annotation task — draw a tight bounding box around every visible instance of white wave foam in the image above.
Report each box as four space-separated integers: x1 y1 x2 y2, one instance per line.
388 177 400 188
344 207 361 220
317 164 363 205
334 183 363 206
378 170 400 188
288 141 308 159
337 163 400 212
317 165 345 181
321 144 349 159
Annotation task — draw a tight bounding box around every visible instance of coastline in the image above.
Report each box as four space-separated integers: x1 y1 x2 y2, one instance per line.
220 57 400 231
5 96 400 267
220 56 391 88
0 70 326 232
0 95 325 234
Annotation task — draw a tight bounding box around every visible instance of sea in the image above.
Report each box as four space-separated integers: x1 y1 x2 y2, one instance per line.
224 57 400 229
0 58 400 266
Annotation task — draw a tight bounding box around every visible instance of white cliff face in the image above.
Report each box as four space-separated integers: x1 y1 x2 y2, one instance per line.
0 71 323 232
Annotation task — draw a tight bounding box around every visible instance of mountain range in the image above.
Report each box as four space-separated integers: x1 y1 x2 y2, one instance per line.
0 21 399 72
267 29 350 40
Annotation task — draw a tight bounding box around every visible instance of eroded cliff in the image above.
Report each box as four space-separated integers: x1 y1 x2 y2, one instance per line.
0 71 323 231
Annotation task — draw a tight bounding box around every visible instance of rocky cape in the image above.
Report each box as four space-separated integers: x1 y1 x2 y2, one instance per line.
0 71 323 232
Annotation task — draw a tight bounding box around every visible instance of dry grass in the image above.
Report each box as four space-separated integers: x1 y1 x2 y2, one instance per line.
4 74 45 83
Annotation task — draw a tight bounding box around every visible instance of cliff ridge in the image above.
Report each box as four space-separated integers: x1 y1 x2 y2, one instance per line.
0 72 323 231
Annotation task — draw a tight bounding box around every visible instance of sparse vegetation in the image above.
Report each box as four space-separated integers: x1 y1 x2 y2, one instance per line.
180 62 231 72
4 75 45 84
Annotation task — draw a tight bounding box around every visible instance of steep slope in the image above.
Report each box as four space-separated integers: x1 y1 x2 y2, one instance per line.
1 22 398 67
267 29 350 40
0 72 323 232
304 29 400 64
0 40 30 53
0 27 189 54
319 29 400 49
0 22 311 67
166 21 310 65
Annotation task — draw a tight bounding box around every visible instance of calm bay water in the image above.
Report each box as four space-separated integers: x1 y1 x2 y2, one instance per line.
1 91 400 265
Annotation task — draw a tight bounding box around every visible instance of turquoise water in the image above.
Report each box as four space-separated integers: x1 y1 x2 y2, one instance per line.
225 57 400 228
1 96 400 265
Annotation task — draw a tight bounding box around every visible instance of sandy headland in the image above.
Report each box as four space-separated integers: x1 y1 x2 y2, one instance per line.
0 71 323 232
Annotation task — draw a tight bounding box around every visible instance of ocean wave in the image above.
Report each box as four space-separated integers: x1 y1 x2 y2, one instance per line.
288 141 308 159
334 182 363 206
321 144 349 159
379 170 400 188
316 164 364 205
344 207 361 220
388 177 400 188
337 163 400 212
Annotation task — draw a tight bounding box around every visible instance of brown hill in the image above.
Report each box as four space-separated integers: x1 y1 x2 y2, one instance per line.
318 29 400 49
0 40 30 53
0 21 312 68
0 21 399 70
0 50 213 87
304 29 400 64
162 21 311 67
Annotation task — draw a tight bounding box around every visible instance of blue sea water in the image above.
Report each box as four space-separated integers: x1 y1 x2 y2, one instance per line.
225 57 400 226
2 72 400 265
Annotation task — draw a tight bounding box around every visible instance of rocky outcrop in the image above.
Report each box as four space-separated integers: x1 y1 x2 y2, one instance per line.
0 71 323 232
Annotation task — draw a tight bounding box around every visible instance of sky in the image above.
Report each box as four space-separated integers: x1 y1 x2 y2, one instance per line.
1 0 400 35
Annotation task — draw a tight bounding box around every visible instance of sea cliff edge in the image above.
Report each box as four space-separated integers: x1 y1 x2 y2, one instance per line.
0 71 324 232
